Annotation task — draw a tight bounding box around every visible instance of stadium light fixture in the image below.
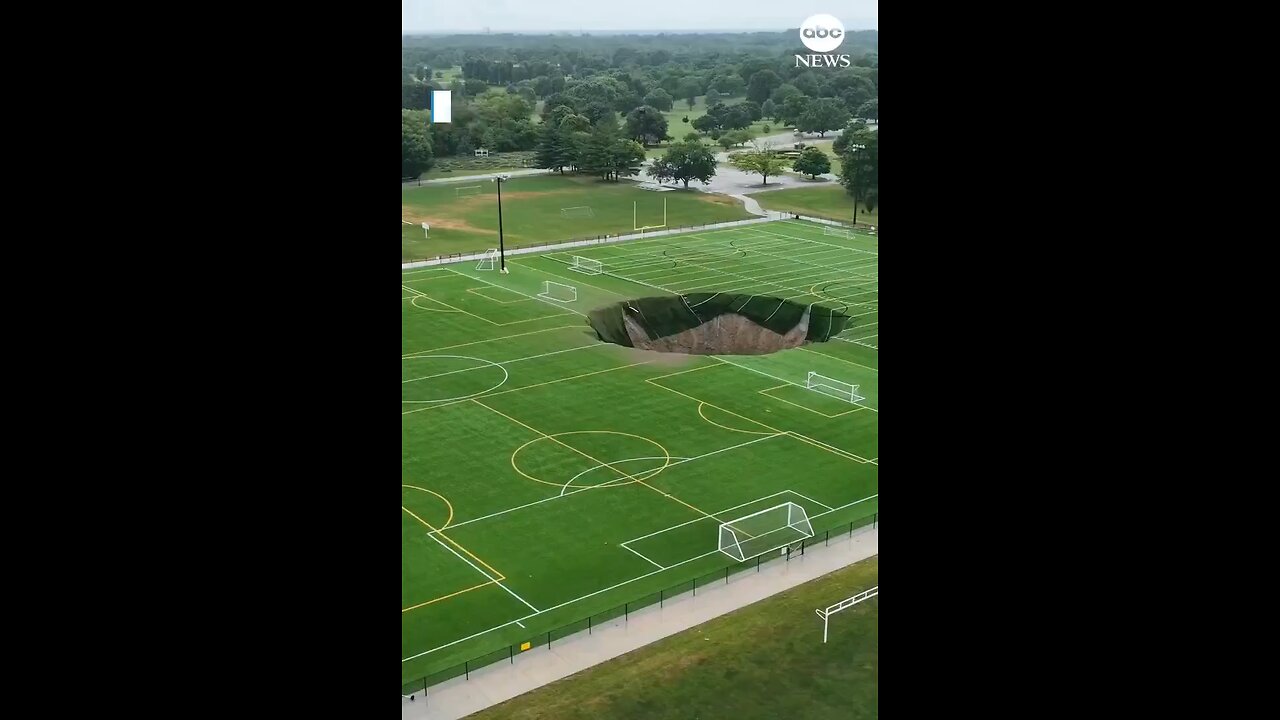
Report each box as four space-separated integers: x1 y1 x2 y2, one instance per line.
491 174 512 273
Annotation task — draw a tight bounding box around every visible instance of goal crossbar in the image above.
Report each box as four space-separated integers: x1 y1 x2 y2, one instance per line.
476 248 499 271
537 280 577 303
806 371 865 403
570 255 603 275
718 501 814 562
815 585 878 643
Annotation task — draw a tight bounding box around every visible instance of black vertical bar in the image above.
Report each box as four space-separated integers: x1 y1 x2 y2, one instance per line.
873 513 877 529
661 589 664 608
625 603 629 621
547 632 551 649
465 661 469 680
496 179 507 271
802 539 806 556
757 555 761 572
509 646 513 664
825 530 830 546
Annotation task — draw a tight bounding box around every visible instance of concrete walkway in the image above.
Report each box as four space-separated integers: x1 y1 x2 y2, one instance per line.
403 525 878 720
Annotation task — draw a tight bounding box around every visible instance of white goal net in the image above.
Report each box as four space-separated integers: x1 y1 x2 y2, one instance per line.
570 256 603 275
823 226 854 238
718 502 815 562
456 185 482 198
476 249 498 271
537 281 577 303
561 206 594 218
806 372 865 403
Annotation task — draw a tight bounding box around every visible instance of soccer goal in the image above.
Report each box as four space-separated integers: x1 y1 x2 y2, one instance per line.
456 185 482 198
570 256 603 275
718 502 815 562
806 372 865 403
537 281 577 303
476 249 498 271
420 222 430 238
823 226 854 238
561 206 594 219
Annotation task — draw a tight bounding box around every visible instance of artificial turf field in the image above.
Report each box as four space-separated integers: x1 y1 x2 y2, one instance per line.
402 219 878 689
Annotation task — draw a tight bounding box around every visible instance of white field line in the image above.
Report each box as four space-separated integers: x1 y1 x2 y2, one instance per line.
402 490 880 664
402 344 601 384
435 433 786 536
558 456 687 497
402 324 582 359
621 543 666 570
443 266 587 318
620 488 807 546
712 356 878 414
785 490 836 511
424 527 541 613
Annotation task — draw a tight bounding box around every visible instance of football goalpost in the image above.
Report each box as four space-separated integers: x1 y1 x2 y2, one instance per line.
806 372 865 403
718 502 814 562
456 185 482 198
537 281 577 303
815 586 878 643
569 256 603 275
634 199 667 233
561 206 594 218
476 249 499 271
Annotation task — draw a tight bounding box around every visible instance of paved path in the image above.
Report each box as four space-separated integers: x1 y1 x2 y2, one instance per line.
403 525 878 720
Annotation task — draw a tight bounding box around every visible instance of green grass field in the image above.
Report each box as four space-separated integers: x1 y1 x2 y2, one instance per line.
468 556 878 720
402 175 755 261
402 219 879 689
753 184 880 227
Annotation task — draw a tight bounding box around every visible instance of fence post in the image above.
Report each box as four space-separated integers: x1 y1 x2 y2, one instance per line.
589 615 592 634
825 530 830 546
465 660 469 680
801 539 806 556
757 555 761 572
509 646 513 664
547 632 551 649
625 602 629 621
873 513 877 529
660 589 664 608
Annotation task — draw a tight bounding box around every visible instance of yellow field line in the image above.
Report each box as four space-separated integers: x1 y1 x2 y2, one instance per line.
795 346 878 373
402 324 582 358
470 397 722 524
401 580 497 613
697 402 774 435
402 359 652 416
401 506 507 581
645 378 780 434
758 386 866 418
402 484 455 528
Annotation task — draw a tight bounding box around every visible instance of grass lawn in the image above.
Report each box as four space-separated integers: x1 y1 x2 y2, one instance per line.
421 151 538 179
753 183 879 227
401 219 879 689
468 556 878 720
401 174 755 261
651 95 782 159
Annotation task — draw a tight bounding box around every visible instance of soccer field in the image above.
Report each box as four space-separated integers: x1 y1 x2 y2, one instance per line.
402 219 879 689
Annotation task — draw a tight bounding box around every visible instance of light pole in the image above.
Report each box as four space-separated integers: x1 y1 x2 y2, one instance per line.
849 144 866 226
492 174 511 274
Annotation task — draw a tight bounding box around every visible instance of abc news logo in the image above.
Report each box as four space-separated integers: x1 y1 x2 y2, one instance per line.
796 14 852 68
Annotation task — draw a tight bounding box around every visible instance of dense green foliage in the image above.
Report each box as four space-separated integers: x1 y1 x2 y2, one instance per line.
401 31 878 176
646 140 718 189
794 146 833 179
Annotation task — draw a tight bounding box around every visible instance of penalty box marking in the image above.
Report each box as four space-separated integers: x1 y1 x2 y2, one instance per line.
618 488 835 569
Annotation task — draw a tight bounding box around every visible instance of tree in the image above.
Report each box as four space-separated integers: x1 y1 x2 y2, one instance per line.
747 70 782 103
770 84 803 108
839 134 878 218
857 98 878 122
711 74 746 97
782 94 812 126
534 121 572 174
402 110 434 178
792 146 831 179
761 99 778 121
402 82 430 110
762 124 771 134
683 132 702 142
717 130 752 150
691 114 717 134
624 105 669 146
643 88 674 111
798 98 850 137
610 139 647 180
646 140 717 189
729 144 791 186
739 101 763 122
686 96 697 110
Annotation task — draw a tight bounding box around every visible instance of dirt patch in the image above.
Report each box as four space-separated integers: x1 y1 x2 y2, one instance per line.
399 210 493 234
623 308 810 355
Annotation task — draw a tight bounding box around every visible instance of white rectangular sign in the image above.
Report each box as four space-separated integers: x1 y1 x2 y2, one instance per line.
430 90 451 123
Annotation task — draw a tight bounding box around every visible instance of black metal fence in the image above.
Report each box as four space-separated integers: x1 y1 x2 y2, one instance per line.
401 511 877 699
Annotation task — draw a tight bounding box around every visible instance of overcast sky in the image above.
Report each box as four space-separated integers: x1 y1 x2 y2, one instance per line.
402 0 877 33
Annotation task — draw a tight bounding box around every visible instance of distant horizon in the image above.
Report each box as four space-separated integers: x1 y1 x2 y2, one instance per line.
402 1 877 35
403 28 879 37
